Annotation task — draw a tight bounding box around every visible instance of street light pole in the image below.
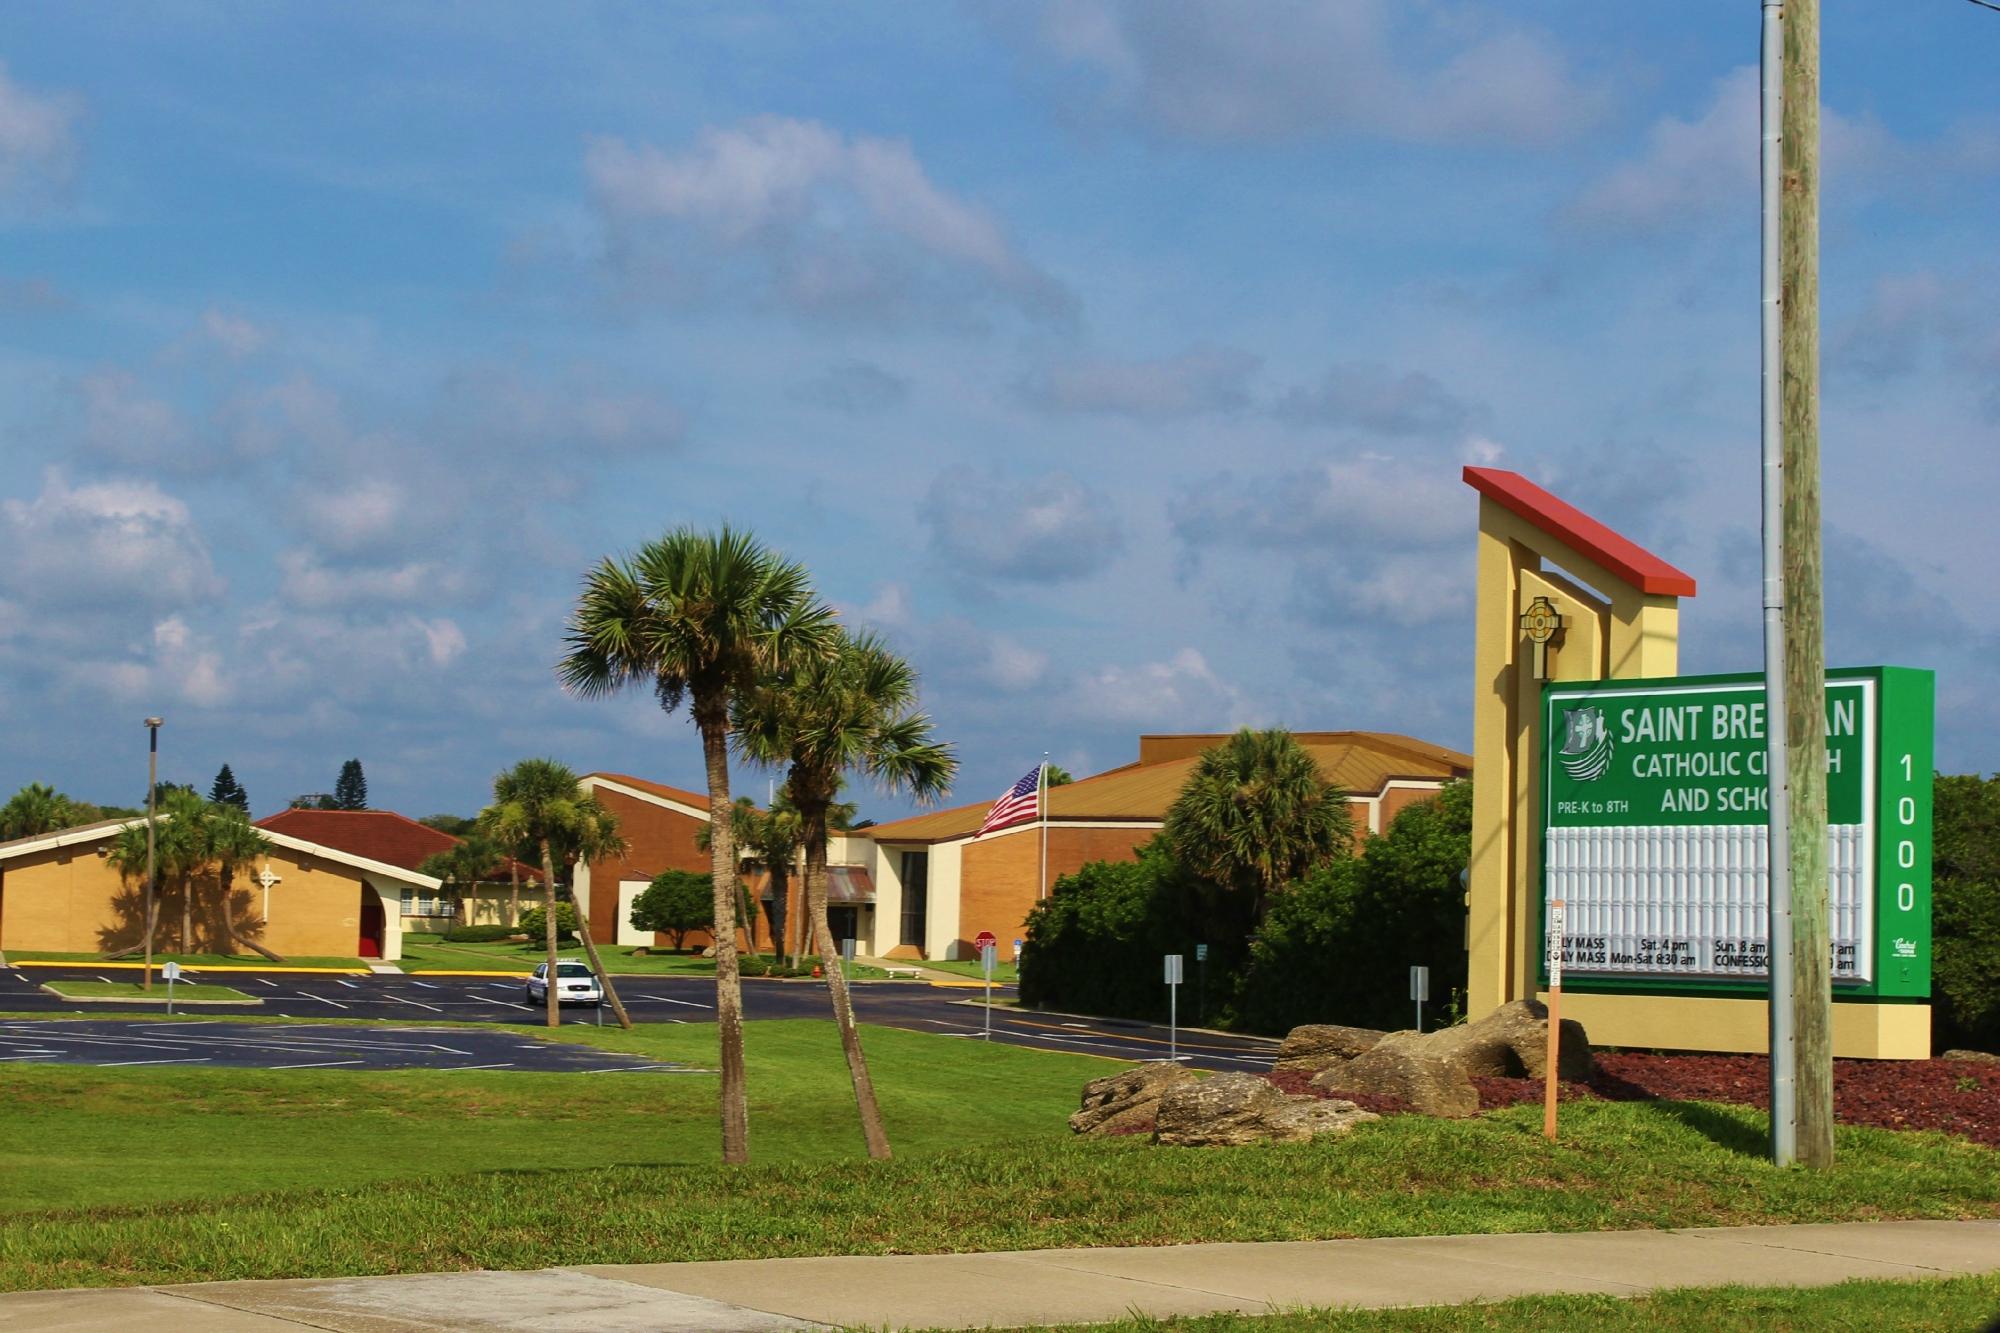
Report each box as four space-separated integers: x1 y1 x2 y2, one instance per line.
143 717 162 992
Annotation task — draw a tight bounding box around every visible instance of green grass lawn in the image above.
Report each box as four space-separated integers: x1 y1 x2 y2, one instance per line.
923 958 1021 984
39 981 256 1002
0 1017 1995 1292
963 1274 2000 1332
398 936 890 979
10 951 366 970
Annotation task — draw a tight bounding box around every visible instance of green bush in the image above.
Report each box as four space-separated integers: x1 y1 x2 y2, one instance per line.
1019 838 1246 1023
1934 773 2000 1053
1235 780 1471 1034
630 870 714 950
443 924 519 943
516 901 577 942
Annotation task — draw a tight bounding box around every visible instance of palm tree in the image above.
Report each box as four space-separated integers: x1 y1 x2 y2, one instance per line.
734 629 957 1160
559 526 836 1165
417 834 506 931
0 783 96 840
695 793 808 959
207 804 281 961
479 758 631 1029
104 790 220 956
1162 728 1353 925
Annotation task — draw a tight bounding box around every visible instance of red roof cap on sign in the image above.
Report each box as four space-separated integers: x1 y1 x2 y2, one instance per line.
1463 466 1697 598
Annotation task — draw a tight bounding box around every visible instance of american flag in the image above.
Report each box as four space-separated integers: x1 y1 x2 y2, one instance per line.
976 764 1043 836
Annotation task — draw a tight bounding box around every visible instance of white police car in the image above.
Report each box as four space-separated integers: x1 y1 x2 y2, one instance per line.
526 959 603 1006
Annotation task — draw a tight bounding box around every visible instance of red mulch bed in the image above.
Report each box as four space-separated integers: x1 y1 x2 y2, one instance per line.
1278 1054 2000 1147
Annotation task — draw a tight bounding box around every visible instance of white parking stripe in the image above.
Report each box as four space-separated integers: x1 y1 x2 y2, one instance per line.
633 994 711 1008
410 980 440 990
0 1054 57 1062
298 993 349 1009
335 979 360 989
268 1060 365 1069
394 998 445 1013
98 1057 212 1067
445 1062 515 1071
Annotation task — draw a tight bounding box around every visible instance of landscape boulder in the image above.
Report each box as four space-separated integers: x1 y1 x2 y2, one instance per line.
1070 1061 1199 1135
1944 1049 2000 1066
1273 1024 1387 1074
1154 1072 1378 1147
1311 999 1593 1118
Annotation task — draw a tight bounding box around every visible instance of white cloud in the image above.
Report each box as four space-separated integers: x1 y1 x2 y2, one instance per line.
1065 648 1246 729
0 473 221 610
1276 362 1482 437
1023 0 1606 146
1573 67 2000 233
586 117 1071 324
201 308 270 358
278 549 469 610
297 478 410 554
1021 346 1260 420
924 468 1125 582
77 370 192 469
0 62 78 202
152 616 228 708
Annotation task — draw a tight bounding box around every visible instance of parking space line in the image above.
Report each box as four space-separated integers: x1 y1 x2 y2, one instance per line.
394 998 446 1013
633 994 711 1008
446 1062 514 1071
0 1054 57 1062
298 993 349 1009
99 1057 212 1067
269 1060 365 1069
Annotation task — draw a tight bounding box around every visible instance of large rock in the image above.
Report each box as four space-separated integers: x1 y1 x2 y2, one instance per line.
1154 1071 1378 1147
1311 1000 1593 1118
1070 1061 1198 1135
1944 1049 2000 1066
1274 1024 1387 1074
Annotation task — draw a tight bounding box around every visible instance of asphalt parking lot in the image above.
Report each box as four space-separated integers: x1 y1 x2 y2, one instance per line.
0 963 1279 1073
0 1019 702 1073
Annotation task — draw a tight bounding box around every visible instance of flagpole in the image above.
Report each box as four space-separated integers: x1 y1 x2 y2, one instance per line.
1038 754 1050 901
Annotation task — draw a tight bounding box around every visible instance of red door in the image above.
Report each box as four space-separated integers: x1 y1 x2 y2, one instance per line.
358 895 384 958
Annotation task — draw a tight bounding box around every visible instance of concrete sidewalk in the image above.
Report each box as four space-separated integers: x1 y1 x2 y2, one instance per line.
4 1220 1996 1331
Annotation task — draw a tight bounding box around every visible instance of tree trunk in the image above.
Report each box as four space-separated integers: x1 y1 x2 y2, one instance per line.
541 843 560 1029
804 803 892 1160
570 873 632 1030
768 863 790 969
219 864 285 963
510 861 520 928
1782 0 1833 1171
181 877 193 956
700 710 750 1165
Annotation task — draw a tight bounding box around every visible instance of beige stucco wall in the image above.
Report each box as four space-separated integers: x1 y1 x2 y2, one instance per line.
0 840 399 961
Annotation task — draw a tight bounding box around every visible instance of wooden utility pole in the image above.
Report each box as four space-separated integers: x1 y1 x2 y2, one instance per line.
1782 0 1834 1169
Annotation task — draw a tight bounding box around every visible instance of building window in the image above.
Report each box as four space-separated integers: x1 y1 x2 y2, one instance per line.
400 888 449 917
898 851 928 948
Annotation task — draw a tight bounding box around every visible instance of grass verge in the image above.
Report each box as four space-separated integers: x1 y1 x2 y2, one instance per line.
957 1273 2000 1332
922 958 1021 984
38 981 256 1002
10 952 365 970
0 1019 1994 1291
399 937 888 979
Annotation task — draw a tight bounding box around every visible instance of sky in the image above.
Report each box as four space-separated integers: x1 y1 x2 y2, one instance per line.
1 1 1996 823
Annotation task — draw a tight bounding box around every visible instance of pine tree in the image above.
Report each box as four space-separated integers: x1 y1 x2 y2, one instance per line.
333 759 368 810
208 764 249 811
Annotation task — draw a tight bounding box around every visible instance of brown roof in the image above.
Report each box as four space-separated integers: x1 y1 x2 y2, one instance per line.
859 732 1471 845
255 809 540 881
583 773 715 813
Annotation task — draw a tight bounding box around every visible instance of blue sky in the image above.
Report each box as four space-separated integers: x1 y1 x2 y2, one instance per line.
1 1 1996 821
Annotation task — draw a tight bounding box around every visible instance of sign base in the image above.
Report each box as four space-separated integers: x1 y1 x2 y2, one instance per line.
1547 990 1929 1060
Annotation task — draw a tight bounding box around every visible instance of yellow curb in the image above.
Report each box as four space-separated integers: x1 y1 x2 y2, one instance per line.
926 979 1003 989
11 960 370 975
404 969 532 978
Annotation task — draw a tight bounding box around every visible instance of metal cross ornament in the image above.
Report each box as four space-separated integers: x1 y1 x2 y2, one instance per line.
1519 595 1565 681
256 863 282 921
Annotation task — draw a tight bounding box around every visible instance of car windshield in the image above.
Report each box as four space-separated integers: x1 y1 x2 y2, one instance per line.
556 963 594 978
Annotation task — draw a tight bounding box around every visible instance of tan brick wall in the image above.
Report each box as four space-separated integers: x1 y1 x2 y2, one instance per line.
0 842 385 960
956 825 1154 959
1377 786 1440 833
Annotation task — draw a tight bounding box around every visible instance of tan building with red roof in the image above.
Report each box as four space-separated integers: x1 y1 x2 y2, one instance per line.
255 808 542 948
840 732 1471 963
572 773 720 948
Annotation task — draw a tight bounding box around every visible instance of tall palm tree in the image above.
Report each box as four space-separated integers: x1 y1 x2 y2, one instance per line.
559 526 836 1165
735 629 956 1160
479 758 630 1029
1162 728 1353 925
207 804 280 961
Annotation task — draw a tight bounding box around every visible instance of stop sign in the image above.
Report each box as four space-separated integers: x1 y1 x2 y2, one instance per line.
974 930 997 951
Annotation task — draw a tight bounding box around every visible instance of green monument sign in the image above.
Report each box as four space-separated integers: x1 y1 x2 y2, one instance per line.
1540 666 1933 1000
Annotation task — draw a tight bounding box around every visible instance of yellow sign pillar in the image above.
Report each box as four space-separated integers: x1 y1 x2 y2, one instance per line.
1464 468 1691 1016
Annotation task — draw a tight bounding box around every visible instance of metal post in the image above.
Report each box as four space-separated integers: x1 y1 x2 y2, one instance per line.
1169 979 1177 1063
143 717 162 992
1759 0 1797 1168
